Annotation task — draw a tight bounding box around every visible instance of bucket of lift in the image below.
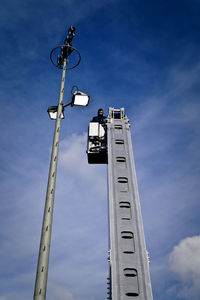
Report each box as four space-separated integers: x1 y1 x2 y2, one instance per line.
87 122 108 164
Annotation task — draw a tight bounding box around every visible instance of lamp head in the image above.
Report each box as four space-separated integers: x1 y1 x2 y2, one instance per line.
47 105 65 120
71 91 90 107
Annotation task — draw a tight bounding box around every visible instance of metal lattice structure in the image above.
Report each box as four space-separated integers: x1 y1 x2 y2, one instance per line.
87 107 153 299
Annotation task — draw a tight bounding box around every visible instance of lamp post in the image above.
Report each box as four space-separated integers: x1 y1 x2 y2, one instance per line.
33 27 89 300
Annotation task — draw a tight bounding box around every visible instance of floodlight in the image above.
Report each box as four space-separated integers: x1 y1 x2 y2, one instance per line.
47 106 65 120
71 91 90 106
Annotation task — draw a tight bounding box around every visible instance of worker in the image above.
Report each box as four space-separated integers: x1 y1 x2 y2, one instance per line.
92 108 106 124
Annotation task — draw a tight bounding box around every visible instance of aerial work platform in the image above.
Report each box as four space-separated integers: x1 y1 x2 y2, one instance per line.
87 107 153 300
87 121 107 164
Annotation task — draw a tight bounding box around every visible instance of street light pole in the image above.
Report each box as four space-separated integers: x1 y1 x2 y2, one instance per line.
33 26 88 300
33 58 67 300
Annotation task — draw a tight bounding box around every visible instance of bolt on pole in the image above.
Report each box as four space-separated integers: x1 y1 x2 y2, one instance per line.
33 58 67 300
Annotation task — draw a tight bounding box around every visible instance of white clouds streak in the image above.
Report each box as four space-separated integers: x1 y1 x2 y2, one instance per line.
128 59 200 299
46 133 108 300
0 131 108 300
169 235 200 300
60 132 106 189
47 282 76 300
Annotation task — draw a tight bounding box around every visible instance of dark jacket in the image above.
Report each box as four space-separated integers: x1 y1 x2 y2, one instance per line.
91 115 106 124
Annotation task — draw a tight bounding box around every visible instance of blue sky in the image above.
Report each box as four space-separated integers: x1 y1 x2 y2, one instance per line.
0 0 200 299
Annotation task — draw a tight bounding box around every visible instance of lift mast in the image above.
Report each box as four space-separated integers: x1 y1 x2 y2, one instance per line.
87 107 153 299
107 108 153 299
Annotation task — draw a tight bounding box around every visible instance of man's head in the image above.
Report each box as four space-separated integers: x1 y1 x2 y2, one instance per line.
98 108 104 116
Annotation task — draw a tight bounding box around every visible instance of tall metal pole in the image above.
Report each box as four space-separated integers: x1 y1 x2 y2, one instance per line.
33 58 67 300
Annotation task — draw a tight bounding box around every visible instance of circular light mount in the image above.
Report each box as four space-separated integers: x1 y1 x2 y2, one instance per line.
50 45 81 70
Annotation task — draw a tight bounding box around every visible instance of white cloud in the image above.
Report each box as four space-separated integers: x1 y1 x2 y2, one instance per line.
0 281 80 300
47 282 76 300
0 131 108 300
59 133 106 189
44 133 108 300
60 133 89 176
169 235 200 299
47 281 95 300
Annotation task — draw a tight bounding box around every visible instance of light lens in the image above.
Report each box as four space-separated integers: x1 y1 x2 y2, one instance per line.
72 93 90 106
49 111 58 120
47 106 64 120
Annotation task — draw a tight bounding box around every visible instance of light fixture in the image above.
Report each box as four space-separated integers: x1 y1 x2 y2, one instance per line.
47 88 90 120
47 105 65 120
71 91 90 106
